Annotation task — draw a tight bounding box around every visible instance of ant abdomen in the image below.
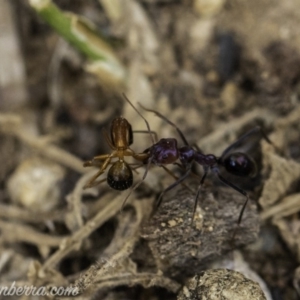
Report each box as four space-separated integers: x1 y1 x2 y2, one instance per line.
107 161 133 190
222 152 257 177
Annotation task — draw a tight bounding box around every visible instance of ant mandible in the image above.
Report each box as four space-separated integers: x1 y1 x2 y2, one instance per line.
83 96 155 190
133 105 274 229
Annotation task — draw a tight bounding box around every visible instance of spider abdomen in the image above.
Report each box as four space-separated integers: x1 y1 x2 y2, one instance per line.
107 161 133 190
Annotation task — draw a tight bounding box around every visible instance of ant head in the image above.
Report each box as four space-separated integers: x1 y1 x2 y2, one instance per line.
107 161 133 190
222 152 257 177
150 138 179 165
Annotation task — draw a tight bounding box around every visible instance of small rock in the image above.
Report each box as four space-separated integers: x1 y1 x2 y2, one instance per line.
7 157 65 212
177 269 266 300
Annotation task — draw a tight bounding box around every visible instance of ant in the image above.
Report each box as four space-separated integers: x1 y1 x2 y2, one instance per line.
83 96 155 190
125 104 274 231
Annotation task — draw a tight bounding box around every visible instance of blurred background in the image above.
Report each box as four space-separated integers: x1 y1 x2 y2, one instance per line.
1 0 300 299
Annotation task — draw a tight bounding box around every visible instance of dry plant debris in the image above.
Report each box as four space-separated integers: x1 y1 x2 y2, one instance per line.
259 152 300 208
258 108 300 266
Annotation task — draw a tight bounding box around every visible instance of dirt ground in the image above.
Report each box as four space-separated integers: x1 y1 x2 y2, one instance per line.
1 0 300 299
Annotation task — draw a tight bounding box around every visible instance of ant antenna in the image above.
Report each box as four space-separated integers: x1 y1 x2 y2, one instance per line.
122 93 155 145
139 103 190 146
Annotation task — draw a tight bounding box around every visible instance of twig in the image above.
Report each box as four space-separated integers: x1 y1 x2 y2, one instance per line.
92 272 181 294
0 113 21 127
65 172 96 232
74 197 154 294
0 220 66 247
0 112 88 173
41 192 131 271
0 0 28 107
1 124 86 173
0 250 13 273
0 203 65 223
261 193 300 220
259 152 300 208
197 108 277 155
102 206 140 256
74 237 138 294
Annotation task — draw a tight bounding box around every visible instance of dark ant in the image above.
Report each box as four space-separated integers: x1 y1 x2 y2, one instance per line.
131 105 274 230
83 97 155 190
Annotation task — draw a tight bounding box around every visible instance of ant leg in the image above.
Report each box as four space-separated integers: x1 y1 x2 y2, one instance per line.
102 128 115 149
130 164 144 174
257 126 282 154
173 162 202 181
191 169 208 225
232 191 249 241
215 171 248 199
128 163 144 167
122 93 155 145
83 156 113 189
132 130 158 143
84 160 120 168
214 170 249 238
221 126 274 157
131 152 150 162
139 103 189 146
155 168 191 211
84 177 107 188
83 169 107 189
83 154 113 168
121 158 153 210
161 165 194 193
83 160 95 167
84 160 106 168
92 154 114 161
192 143 204 154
